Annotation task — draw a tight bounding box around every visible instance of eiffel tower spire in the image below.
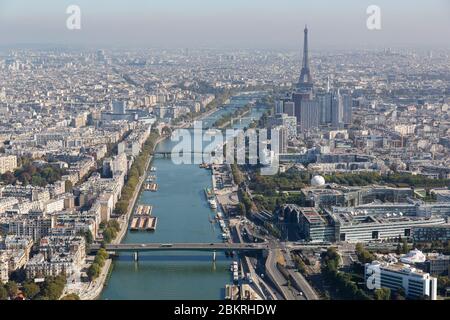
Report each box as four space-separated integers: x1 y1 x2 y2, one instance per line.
297 25 313 92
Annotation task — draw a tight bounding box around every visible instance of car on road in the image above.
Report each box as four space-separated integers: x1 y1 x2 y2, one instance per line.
140 244 146 247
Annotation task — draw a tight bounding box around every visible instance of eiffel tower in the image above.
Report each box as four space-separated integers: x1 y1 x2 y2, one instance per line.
297 25 314 93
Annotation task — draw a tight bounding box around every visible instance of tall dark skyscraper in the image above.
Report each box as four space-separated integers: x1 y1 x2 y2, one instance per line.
297 25 314 93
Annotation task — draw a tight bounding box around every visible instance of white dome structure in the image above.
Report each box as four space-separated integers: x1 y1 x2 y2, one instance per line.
400 249 426 264
311 175 326 186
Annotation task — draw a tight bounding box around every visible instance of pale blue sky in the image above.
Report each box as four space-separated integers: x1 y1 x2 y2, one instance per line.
0 0 449 48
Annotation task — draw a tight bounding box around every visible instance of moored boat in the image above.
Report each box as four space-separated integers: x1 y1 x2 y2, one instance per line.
208 199 217 209
204 187 214 199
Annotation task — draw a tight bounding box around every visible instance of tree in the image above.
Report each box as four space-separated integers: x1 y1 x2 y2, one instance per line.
237 203 246 216
8 268 26 283
239 190 253 214
1 159 67 188
1 171 15 185
321 247 341 273
61 293 80 300
445 241 450 255
97 248 109 260
402 238 409 254
108 220 120 232
396 242 402 255
115 200 128 215
88 263 101 281
355 243 375 263
102 228 114 244
320 248 374 299
437 276 450 295
231 164 243 185
374 288 391 300
94 255 105 268
0 285 8 300
293 255 306 274
393 287 406 300
41 280 65 300
23 282 40 299
5 281 18 298
34 275 67 300
83 230 93 245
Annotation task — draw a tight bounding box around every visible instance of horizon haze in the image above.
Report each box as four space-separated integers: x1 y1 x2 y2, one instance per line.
0 0 449 50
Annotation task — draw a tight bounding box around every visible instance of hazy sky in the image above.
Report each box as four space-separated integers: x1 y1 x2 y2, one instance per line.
0 0 449 49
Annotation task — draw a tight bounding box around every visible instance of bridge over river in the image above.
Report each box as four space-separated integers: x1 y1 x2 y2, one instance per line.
90 242 269 253
89 242 329 261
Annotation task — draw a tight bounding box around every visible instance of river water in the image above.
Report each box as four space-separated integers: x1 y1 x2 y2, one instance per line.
101 93 268 300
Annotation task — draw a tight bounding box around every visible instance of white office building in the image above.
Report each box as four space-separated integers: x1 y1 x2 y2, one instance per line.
365 261 437 300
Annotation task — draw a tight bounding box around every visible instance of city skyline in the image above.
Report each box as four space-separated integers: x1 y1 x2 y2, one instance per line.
0 0 449 305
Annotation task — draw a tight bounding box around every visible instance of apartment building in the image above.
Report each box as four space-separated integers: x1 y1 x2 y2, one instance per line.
25 236 86 278
0 155 17 174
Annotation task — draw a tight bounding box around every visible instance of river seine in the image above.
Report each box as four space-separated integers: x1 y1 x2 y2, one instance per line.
101 93 268 299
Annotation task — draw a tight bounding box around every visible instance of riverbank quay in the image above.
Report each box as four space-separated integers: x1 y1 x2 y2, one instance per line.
113 134 167 245
72 133 166 300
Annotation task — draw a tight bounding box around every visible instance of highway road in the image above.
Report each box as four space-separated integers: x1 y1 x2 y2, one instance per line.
286 267 319 300
234 221 278 300
265 249 297 300
233 218 322 300
280 243 319 300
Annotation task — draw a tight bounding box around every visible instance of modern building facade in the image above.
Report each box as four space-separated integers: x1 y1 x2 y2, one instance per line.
413 224 450 243
365 261 437 300
419 255 450 276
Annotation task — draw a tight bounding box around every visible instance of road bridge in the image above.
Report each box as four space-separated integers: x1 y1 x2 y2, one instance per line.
90 242 268 253
153 151 214 158
90 242 328 253
89 242 329 261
